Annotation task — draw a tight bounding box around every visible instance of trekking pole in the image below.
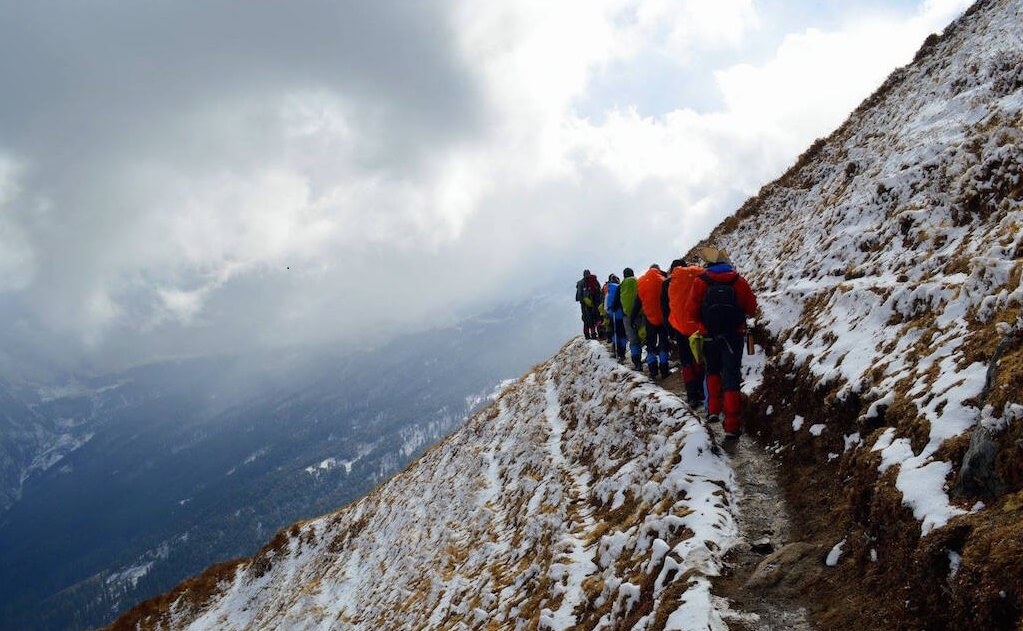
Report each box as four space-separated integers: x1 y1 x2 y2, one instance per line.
746 320 756 355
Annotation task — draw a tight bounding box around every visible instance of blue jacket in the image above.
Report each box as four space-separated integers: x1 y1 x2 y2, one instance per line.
605 282 624 318
706 262 734 274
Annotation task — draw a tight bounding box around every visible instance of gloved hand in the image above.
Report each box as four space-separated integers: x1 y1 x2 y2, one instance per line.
689 333 705 364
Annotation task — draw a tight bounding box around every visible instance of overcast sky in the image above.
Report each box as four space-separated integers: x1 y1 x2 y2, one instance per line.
0 0 972 373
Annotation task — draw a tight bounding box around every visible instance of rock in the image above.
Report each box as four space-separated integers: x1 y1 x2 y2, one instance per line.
752 537 774 554
745 542 824 597
955 426 1003 498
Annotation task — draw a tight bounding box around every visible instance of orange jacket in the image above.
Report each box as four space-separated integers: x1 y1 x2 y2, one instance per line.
636 267 667 326
667 265 703 335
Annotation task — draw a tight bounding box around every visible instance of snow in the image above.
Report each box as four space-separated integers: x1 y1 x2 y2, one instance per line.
826 539 847 567
809 424 826 437
792 415 804 432
664 578 727 631
897 460 965 535
948 549 963 578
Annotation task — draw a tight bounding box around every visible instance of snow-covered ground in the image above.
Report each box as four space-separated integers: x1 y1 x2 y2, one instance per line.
120 340 741 630
710 0 1022 537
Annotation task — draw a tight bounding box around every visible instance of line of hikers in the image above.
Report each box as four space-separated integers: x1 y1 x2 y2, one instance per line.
574 246 757 439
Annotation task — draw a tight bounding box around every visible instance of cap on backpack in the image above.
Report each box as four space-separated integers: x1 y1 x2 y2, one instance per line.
698 247 730 265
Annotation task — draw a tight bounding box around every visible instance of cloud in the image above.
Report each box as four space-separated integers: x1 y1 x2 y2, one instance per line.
714 0 975 150
0 0 971 371
0 156 34 292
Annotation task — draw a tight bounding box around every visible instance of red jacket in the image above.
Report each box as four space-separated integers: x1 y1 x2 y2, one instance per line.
636 267 667 326
685 266 757 335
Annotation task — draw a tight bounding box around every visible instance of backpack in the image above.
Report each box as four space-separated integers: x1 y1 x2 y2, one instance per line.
578 276 600 307
700 274 744 336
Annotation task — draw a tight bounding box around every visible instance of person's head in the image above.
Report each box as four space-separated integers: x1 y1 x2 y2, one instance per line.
623 267 634 278
669 258 684 271
608 273 620 283
649 263 661 271
583 269 591 278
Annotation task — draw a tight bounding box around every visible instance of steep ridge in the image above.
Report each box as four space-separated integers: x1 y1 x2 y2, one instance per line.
111 340 743 630
694 0 1023 627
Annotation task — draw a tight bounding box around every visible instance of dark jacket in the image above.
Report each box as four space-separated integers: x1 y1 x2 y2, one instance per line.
660 277 673 331
576 275 601 304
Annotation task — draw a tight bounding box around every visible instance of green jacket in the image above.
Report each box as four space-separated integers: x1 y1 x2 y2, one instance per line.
619 277 639 318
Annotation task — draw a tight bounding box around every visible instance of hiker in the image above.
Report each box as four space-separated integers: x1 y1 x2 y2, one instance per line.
636 264 671 378
685 247 757 438
575 270 602 340
660 259 685 371
604 274 626 359
619 268 643 369
667 259 707 409
599 277 611 341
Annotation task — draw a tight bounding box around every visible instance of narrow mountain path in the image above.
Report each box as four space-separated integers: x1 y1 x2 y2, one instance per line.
709 423 815 631
659 370 816 631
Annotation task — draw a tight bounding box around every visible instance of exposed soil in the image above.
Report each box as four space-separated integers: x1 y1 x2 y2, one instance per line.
658 370 817 630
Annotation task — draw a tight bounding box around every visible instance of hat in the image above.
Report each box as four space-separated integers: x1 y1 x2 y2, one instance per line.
669 258 685 270
623 267 635 278
583 269 591 277
649 263 661 271
698 246 730 265
608 273 620 283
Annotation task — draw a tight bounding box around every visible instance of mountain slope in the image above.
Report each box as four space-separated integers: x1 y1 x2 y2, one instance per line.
693 0 1022 627
112 340 740 630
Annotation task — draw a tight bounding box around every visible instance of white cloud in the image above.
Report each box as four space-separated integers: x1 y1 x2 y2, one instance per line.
0 0 974 368
0 155 34 292
714 0 974 150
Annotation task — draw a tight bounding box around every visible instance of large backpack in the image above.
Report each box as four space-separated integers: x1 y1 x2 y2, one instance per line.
700 274 744 336
578 276 600 307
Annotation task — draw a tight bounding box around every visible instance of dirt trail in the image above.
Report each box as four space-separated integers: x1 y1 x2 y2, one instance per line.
660 371 816 631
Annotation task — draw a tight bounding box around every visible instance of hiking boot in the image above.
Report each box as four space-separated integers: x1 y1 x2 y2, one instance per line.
723 429 742 440
632 357 643 370
707 413 721 424
660 365 671 379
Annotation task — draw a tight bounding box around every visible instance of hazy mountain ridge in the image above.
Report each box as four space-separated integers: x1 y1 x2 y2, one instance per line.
0 296 578 631
0 375 152 514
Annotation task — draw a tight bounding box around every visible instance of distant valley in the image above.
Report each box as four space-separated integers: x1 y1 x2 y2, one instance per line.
0 295 577 631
